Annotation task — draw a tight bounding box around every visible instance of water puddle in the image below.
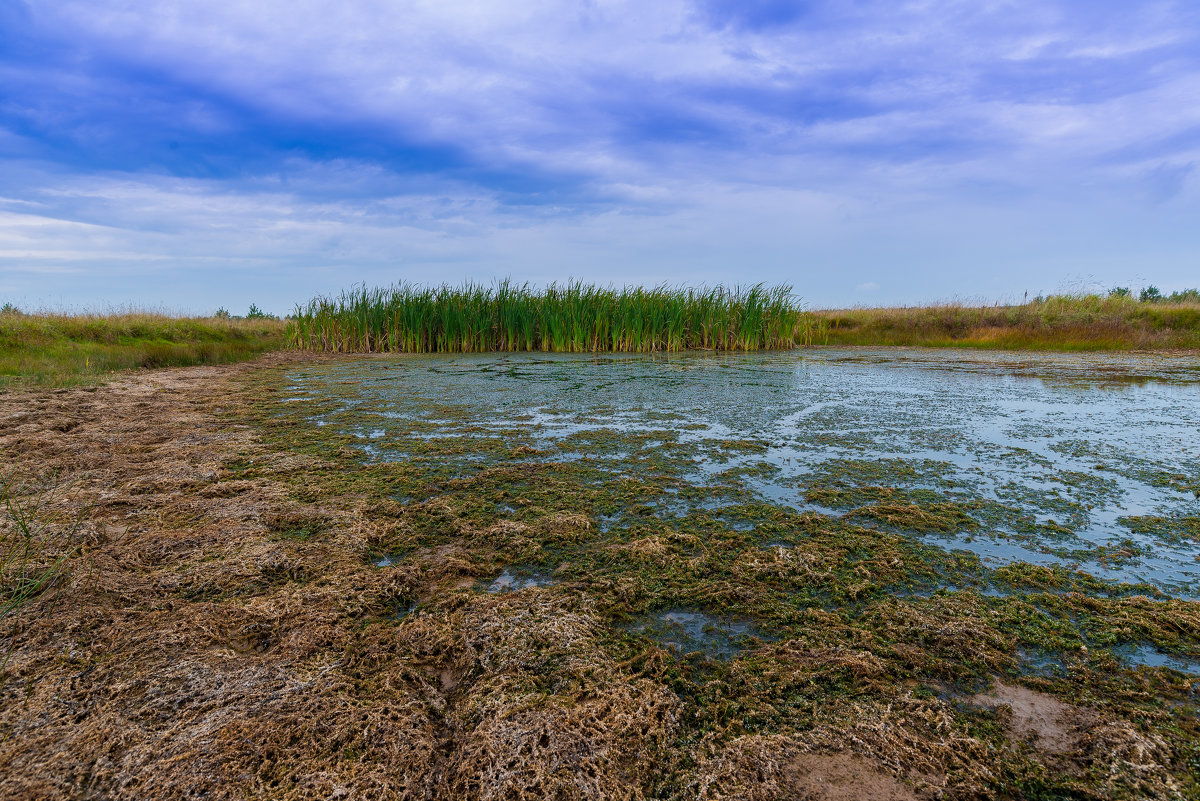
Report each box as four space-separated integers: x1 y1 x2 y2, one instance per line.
1016 647 1069 677
628 609 760 659
1119 644 1200 675
391 600 419 620
484 568 556 593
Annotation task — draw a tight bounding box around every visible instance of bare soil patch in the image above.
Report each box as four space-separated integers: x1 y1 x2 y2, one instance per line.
781 752 918 801
968 680 1095 755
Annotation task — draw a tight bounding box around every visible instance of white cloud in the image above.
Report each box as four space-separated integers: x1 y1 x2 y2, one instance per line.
3 1 1200 309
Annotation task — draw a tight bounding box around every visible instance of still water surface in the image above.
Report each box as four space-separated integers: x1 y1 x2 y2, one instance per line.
283 348 1200 595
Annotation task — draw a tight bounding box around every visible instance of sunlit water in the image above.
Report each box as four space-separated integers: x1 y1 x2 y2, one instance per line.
283 348 1200 596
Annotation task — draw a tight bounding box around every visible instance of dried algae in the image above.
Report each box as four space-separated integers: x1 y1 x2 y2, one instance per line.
1 354 1197 800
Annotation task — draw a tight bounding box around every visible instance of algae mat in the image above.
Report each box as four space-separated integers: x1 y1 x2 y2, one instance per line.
1 350 1198 800
287 348 1200 595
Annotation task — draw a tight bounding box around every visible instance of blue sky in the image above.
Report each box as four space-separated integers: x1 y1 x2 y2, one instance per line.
1 0 1198 313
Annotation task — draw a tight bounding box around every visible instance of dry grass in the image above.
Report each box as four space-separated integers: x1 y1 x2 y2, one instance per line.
816 294 1200 350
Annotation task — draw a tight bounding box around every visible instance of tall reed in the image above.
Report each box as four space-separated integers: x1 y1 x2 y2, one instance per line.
288 281 807 353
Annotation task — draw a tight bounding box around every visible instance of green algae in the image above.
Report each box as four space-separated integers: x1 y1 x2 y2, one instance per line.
223 356 1200 799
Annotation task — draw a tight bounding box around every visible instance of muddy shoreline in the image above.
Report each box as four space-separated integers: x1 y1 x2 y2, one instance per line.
1 354 1197 800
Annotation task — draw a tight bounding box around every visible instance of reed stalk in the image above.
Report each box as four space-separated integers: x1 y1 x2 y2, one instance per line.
288 281 809 353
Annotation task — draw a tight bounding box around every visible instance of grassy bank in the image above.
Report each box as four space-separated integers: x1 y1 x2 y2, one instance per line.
0 310 287 387
288 281 813 353
817 293 1200 350
6 289 1198 388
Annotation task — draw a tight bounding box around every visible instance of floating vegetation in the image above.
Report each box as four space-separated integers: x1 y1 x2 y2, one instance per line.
1122 515 1200 545
288 280 816 353
280 349 1200 593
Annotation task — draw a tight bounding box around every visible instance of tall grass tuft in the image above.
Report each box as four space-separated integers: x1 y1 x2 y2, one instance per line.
288 281 808 353
0 472 73 622
1 472 78 690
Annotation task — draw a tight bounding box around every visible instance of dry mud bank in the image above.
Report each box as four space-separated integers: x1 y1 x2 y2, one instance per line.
0 354 1197 800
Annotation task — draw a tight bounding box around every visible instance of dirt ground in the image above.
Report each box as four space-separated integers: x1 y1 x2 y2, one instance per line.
0 355 1195 800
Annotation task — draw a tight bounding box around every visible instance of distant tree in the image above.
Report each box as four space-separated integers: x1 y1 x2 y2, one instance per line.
1140 285 1162 303
246 304 277 319
1108 287 1131 298
0 302 20 315
1165 288 1200 303
214 307 231 319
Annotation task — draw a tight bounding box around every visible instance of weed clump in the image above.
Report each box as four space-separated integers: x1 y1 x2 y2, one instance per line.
1 473 73 620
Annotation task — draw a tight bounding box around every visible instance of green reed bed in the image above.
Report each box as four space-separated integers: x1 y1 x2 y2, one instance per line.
288 281 815 353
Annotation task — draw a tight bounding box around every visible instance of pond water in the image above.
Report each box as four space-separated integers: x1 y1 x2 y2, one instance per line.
282 348 1200 596
483 567 556 593
627 610 759 659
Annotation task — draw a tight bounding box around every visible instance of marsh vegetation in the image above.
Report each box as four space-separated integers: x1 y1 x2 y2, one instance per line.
287 281 814 353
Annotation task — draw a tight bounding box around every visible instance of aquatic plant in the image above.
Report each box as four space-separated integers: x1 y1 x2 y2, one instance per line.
287 281 807 353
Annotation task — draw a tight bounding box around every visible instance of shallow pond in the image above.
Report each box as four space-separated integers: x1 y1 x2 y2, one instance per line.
283 348 1200 595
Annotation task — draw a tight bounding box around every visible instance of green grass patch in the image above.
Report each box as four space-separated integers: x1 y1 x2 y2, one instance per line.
0 309 286 387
